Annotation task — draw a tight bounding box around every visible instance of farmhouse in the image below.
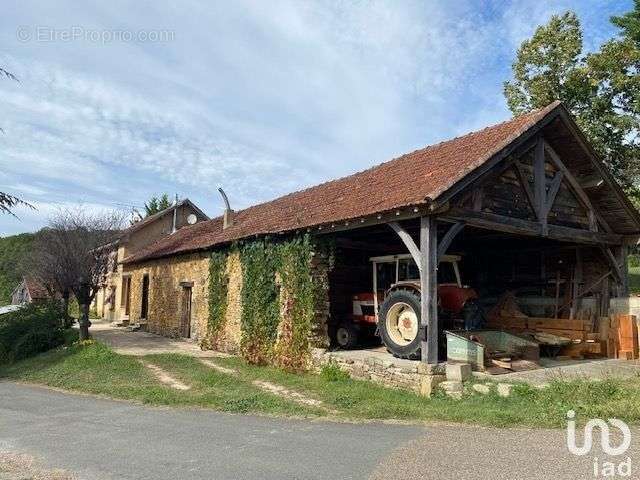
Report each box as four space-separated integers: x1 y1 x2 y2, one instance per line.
11 277 51 305
94 199 208 323
118 101 640 377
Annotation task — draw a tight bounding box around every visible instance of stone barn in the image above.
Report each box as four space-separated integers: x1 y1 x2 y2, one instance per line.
120 101 640 377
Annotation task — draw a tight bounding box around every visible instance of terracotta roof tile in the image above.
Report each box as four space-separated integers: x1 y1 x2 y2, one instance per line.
24 277 49 300
124 102 560 264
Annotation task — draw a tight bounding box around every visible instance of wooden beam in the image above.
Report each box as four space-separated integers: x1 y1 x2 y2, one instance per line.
556 108 640 231
437 222 464 261
534 137 547 235
432 111 559 210
472 187 484 211
601 246 623 283
542 171 564 218
388 221 422 272
420 216 438 364
543 141 612 233
443 207 622 245
513 161 538 219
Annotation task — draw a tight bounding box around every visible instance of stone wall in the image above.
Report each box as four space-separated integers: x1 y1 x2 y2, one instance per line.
123 237 333 366
310 247 331 349
209 251 243 353
124 252 210 339
310 348 438 393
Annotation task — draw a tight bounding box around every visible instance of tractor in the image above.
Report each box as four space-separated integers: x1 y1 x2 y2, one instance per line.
335 254 483 360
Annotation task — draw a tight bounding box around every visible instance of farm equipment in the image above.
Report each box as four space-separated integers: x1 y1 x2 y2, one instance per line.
334 254 483 360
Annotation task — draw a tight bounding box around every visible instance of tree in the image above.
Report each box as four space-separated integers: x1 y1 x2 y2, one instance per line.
144 193 172 217
35 208 123 339
0 66 33 216
29 232 74 327
504 9 640 199
0 192 34 217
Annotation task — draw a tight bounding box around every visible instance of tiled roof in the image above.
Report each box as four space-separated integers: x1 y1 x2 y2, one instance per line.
24 277 49 300
124 102 561 264
124 199 208 236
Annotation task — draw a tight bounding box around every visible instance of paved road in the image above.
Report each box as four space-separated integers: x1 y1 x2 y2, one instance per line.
1 382 637 480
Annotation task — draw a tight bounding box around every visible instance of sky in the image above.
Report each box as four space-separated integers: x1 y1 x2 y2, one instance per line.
0 0 632 235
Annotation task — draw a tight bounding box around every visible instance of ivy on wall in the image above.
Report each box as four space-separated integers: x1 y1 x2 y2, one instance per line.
200 251 229 350
202 234 332 370
239 240 280 364
272 236 316 370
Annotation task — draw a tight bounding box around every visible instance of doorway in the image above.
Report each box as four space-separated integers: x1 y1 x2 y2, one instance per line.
121 276 131 317
141 274 149 320
180 285 192 338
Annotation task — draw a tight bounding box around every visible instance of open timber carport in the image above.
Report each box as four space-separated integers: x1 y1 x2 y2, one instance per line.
319 100 640 366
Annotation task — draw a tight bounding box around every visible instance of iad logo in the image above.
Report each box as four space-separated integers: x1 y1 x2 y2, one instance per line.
566 410 632 477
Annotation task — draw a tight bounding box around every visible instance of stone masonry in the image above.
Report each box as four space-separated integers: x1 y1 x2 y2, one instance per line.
124 252 210 340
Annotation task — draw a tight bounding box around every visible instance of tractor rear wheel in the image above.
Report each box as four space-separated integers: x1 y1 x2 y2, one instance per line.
378 289 422 360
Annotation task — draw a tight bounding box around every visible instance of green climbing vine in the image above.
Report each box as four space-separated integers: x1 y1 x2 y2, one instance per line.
239 240 281 364
201 250 229 349
272 236 315 370
238 234 329 370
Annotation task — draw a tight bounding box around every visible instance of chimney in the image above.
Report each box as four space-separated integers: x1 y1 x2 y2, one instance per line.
218 188 234 229
171 194 179 234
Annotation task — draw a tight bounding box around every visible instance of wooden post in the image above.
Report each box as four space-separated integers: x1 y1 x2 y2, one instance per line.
534 137 547 235
420 216 438 364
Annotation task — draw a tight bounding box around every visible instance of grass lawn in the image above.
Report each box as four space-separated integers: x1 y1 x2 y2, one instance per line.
2 341 640 428
629 266 640 294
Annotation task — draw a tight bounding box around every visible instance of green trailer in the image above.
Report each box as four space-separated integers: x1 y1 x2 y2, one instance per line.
445 329 540 371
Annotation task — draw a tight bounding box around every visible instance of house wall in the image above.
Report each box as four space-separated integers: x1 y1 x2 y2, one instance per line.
124 252 210 339
11 281 30 305
122 240 332 365
95 203 206 324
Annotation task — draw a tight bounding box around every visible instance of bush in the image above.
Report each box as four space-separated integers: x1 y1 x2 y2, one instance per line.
321 361 350 382
0 302 65 364
629 254 640 268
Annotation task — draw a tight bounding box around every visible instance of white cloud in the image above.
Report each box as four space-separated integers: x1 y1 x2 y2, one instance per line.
0 0 628 235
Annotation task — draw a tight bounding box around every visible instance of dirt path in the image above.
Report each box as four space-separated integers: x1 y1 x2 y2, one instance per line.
91 320 231 358
140 361 191 390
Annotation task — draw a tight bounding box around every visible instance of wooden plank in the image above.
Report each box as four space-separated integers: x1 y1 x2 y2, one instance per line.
388 221 422 272
420 216 438 364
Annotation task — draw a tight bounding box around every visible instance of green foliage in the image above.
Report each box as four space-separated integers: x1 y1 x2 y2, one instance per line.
321 361 350 382
0 302 65 364
0 233 35 304
504 7 640 197
238 235 322 369
239 240 281 364
273 236 316 370
202 251 229 348
629 254 640 268
144 193 172 217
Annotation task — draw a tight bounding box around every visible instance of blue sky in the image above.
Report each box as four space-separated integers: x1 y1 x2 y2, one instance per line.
0 0 632 235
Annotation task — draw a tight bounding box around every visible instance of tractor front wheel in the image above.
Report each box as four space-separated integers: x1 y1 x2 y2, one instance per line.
378 289 422 360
